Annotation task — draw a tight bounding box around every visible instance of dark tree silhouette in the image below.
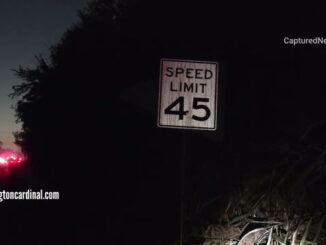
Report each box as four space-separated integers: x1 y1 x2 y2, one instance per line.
8 1 183 244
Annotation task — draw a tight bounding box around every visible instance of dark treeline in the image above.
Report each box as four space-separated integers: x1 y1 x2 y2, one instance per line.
2 0 326 244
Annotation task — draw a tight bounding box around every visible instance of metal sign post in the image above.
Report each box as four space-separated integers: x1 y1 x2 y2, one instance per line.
180 131 188 245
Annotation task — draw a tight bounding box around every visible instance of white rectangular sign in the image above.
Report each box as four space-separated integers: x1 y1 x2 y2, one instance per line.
158 59 218 130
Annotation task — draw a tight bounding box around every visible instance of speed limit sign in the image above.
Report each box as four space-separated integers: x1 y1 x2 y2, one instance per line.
157 59 218 130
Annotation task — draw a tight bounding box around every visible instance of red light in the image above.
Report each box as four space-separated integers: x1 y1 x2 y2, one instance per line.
0 151 25 167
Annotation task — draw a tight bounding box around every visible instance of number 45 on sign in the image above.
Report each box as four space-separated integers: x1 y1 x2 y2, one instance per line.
157 59 218 130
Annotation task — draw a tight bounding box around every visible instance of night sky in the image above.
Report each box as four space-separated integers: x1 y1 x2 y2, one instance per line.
0 0 88 150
